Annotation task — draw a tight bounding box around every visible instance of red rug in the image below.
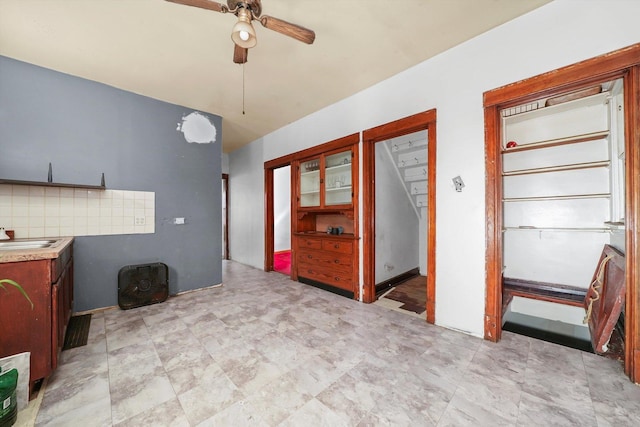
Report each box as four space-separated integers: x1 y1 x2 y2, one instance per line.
274 250 291 275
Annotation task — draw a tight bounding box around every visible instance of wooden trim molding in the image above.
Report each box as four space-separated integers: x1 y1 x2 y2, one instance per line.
362 109 437 324
484 43 640 383
625 64 640 382
222 174 229 260
264 168 274 271
484 43 640 108
484 105 502 341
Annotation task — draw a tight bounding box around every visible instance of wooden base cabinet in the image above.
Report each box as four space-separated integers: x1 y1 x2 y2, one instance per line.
0 243 74 397
294 233 358 297
291 133 360 299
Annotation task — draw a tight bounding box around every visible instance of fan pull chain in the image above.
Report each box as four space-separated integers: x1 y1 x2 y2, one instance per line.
242 61 245 115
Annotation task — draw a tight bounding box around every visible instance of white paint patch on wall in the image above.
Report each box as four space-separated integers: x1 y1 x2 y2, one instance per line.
177 111 217 144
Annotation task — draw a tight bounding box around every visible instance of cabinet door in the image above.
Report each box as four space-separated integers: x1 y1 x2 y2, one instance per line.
300 157 321 207
324 150 352 206
51 282 61 370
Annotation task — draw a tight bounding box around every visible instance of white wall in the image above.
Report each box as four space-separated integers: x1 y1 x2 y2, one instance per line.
273 165 291 252
228 0 640 337
222 152 229 174
228 139 264 268
375 143 420 282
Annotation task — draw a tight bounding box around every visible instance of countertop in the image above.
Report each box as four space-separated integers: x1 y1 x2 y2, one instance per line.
0 237 74 263
293 231 359 239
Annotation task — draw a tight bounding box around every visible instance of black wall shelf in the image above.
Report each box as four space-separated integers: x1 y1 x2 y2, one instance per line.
0 178 106 190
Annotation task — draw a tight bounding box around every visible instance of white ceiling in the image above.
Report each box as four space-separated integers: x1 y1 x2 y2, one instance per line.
0 0 550 152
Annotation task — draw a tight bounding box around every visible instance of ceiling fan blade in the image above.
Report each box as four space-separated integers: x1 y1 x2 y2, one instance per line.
233 44 248 64
164 0 226 13
259 16 315 45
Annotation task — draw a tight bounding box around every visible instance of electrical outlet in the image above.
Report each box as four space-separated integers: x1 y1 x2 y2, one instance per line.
135 216 146 225
174 217 185 225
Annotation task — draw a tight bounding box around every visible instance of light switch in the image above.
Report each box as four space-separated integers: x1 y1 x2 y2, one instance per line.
174 217 185 225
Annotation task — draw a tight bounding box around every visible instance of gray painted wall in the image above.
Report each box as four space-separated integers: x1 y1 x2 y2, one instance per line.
0 56 222 311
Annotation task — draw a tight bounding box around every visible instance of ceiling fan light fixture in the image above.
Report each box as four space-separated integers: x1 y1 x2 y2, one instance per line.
231 8 257 49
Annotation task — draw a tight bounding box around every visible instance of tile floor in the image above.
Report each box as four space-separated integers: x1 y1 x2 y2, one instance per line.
33 260 640 426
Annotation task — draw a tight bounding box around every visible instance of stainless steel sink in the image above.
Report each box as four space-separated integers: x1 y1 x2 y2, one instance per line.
0 240 58 250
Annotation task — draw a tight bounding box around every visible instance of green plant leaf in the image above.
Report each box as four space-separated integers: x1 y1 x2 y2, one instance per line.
0 278 34 309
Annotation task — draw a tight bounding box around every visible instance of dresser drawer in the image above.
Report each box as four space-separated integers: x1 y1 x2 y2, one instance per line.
322 239 353 254
297 249 352 272
297 264 353 291
298 237 322 250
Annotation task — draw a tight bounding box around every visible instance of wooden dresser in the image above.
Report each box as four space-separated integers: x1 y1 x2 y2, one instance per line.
294 233 358 298
290 133 360 299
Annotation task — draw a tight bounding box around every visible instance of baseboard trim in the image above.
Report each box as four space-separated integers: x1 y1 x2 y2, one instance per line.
298 277 354 299
375 267 420 296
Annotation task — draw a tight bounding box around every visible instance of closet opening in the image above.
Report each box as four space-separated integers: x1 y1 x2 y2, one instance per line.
499 79 626 355
483 42 640 383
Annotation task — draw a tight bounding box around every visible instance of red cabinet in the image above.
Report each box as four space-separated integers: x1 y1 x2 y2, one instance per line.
0 241 74 397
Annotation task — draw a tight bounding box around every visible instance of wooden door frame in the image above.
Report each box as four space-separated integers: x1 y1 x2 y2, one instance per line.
362 109 437 324
483 43 640 383
222 173 229 260
264 154 294 272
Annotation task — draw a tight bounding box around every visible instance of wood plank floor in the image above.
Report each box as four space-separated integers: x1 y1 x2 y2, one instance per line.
378 275 426 315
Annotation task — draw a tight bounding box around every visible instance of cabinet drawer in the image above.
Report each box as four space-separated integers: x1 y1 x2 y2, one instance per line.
322 239 353 254
297 249 352 272
297 264 353 291
298 238 322 250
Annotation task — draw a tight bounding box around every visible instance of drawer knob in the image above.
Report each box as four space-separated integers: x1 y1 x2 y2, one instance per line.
334 244 339 249
308 255 312 259
334 260 339 264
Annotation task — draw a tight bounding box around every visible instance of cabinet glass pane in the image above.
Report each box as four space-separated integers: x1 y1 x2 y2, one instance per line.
325 150 352 206
300 157 320 207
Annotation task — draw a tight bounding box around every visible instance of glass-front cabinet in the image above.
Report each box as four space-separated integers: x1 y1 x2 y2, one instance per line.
324 150 352 206
298 149 353 209
292 134 359 300
300 157 321 207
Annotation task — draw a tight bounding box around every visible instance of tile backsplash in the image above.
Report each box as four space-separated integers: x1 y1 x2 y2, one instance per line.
0 184 155 239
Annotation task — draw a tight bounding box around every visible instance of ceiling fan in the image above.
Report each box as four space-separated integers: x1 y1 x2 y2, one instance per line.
165 0 316 64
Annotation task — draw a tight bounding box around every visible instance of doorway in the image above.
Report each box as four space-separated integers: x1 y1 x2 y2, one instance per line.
363 109 437 324
373 131 426 315
264 155 294 273
484 43 640 383
273 166 292 275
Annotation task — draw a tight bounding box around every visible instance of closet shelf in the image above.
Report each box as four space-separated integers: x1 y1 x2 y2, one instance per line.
501 130 609 153
503 226 611 233
326 186 351 192
503 160 610 176
503 193 610 202
326 163 351 172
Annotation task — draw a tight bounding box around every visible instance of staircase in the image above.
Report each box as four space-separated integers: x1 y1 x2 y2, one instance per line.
380 130 428 218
